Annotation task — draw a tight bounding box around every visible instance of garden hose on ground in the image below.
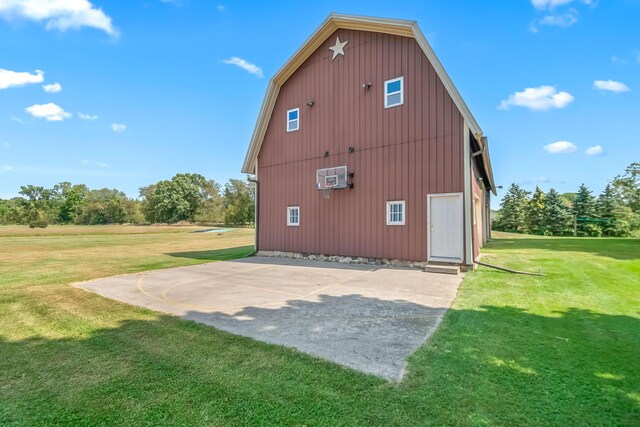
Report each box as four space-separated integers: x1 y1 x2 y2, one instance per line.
476 261 545 276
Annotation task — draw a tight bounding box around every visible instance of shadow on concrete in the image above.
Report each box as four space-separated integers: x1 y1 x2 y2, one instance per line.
0 302 638 425
183 293 446 381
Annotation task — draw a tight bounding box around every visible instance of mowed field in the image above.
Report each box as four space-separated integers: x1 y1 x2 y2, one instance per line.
0 226 638 426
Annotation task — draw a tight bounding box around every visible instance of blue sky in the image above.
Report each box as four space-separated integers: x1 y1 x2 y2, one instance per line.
0 0 638 207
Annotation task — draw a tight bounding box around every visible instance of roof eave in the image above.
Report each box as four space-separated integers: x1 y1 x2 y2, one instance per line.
242 81 279 174
482 140 497 196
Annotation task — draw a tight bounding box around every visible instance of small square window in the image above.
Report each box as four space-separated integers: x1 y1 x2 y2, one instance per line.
287 206 300 226
384 76 404 108
386 201 405 225
287 108 299 132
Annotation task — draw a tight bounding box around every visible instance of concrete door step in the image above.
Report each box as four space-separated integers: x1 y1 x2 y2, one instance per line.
423 264 460 275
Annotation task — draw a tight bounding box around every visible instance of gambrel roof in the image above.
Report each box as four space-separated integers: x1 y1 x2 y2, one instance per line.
242 13 495 193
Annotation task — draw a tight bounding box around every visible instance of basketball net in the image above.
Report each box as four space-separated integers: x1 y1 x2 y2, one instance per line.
322 183 333 199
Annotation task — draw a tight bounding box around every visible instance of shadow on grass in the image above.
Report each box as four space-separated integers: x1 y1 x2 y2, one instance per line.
488 236 640 260
165 245 254 261
1 297 638 425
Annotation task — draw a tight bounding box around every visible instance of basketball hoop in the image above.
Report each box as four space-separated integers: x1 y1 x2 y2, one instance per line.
322 183 333 199
316 166 347 199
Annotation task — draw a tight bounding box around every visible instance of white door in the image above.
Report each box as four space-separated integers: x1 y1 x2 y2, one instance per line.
428 193 464 262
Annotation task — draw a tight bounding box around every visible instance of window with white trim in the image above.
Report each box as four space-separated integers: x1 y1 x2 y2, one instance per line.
287 108 299 132
287 206 300 226
384 76 404 108
386 201 405 225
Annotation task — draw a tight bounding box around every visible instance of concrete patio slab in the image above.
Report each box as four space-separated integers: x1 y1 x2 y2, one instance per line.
76 256 462 381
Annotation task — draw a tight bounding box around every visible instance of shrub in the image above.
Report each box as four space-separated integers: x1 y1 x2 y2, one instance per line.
28 220 48 229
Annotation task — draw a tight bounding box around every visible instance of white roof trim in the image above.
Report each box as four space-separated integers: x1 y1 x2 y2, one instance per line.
242 13 494 191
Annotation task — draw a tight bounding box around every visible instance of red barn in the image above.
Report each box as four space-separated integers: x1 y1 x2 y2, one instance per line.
242 14 495 267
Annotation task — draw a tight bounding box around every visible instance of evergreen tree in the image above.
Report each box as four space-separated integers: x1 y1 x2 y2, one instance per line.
544 188 572 236
560 192 578 206
573 184 600 236
526 186 547 235
612 162 640 213
597 183 632 237
612 162 640 233
493 183 530 232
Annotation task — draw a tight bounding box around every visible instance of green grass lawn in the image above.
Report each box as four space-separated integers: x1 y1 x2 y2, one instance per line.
0 227 638 426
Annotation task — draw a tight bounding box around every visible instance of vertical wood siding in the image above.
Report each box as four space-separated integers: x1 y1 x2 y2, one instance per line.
257 29 464 261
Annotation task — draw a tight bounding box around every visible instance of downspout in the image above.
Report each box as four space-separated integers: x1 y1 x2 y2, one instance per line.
487 191 492 240
471 145 488 245
248 168 259 254
471 147 484 157
463 122 473 266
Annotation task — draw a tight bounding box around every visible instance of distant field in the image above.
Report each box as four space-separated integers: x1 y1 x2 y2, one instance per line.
0 225 255 288
0 224 220 237
0 226 638 425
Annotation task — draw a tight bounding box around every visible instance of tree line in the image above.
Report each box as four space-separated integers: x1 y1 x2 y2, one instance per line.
0 173 255 228
493 162 639 237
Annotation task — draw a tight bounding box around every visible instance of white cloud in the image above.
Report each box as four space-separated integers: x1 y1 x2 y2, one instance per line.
78 112 98 120
539 10 578 28
544 140 577 154
0 0 118 36
42 82 62 93
81 159 108 167
9 115 26 124
217 4 225 11
530 0 593 32
532 0 573 9
222 57 264 78
0 68 44 89
2 165 12 171
111 123 126 132
25 103 72 121
531 0 591 10
2 142 10 148
586 145 603 156
521 176 551 185
593 79 630 93
611 55 627 64
499 85 574 111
